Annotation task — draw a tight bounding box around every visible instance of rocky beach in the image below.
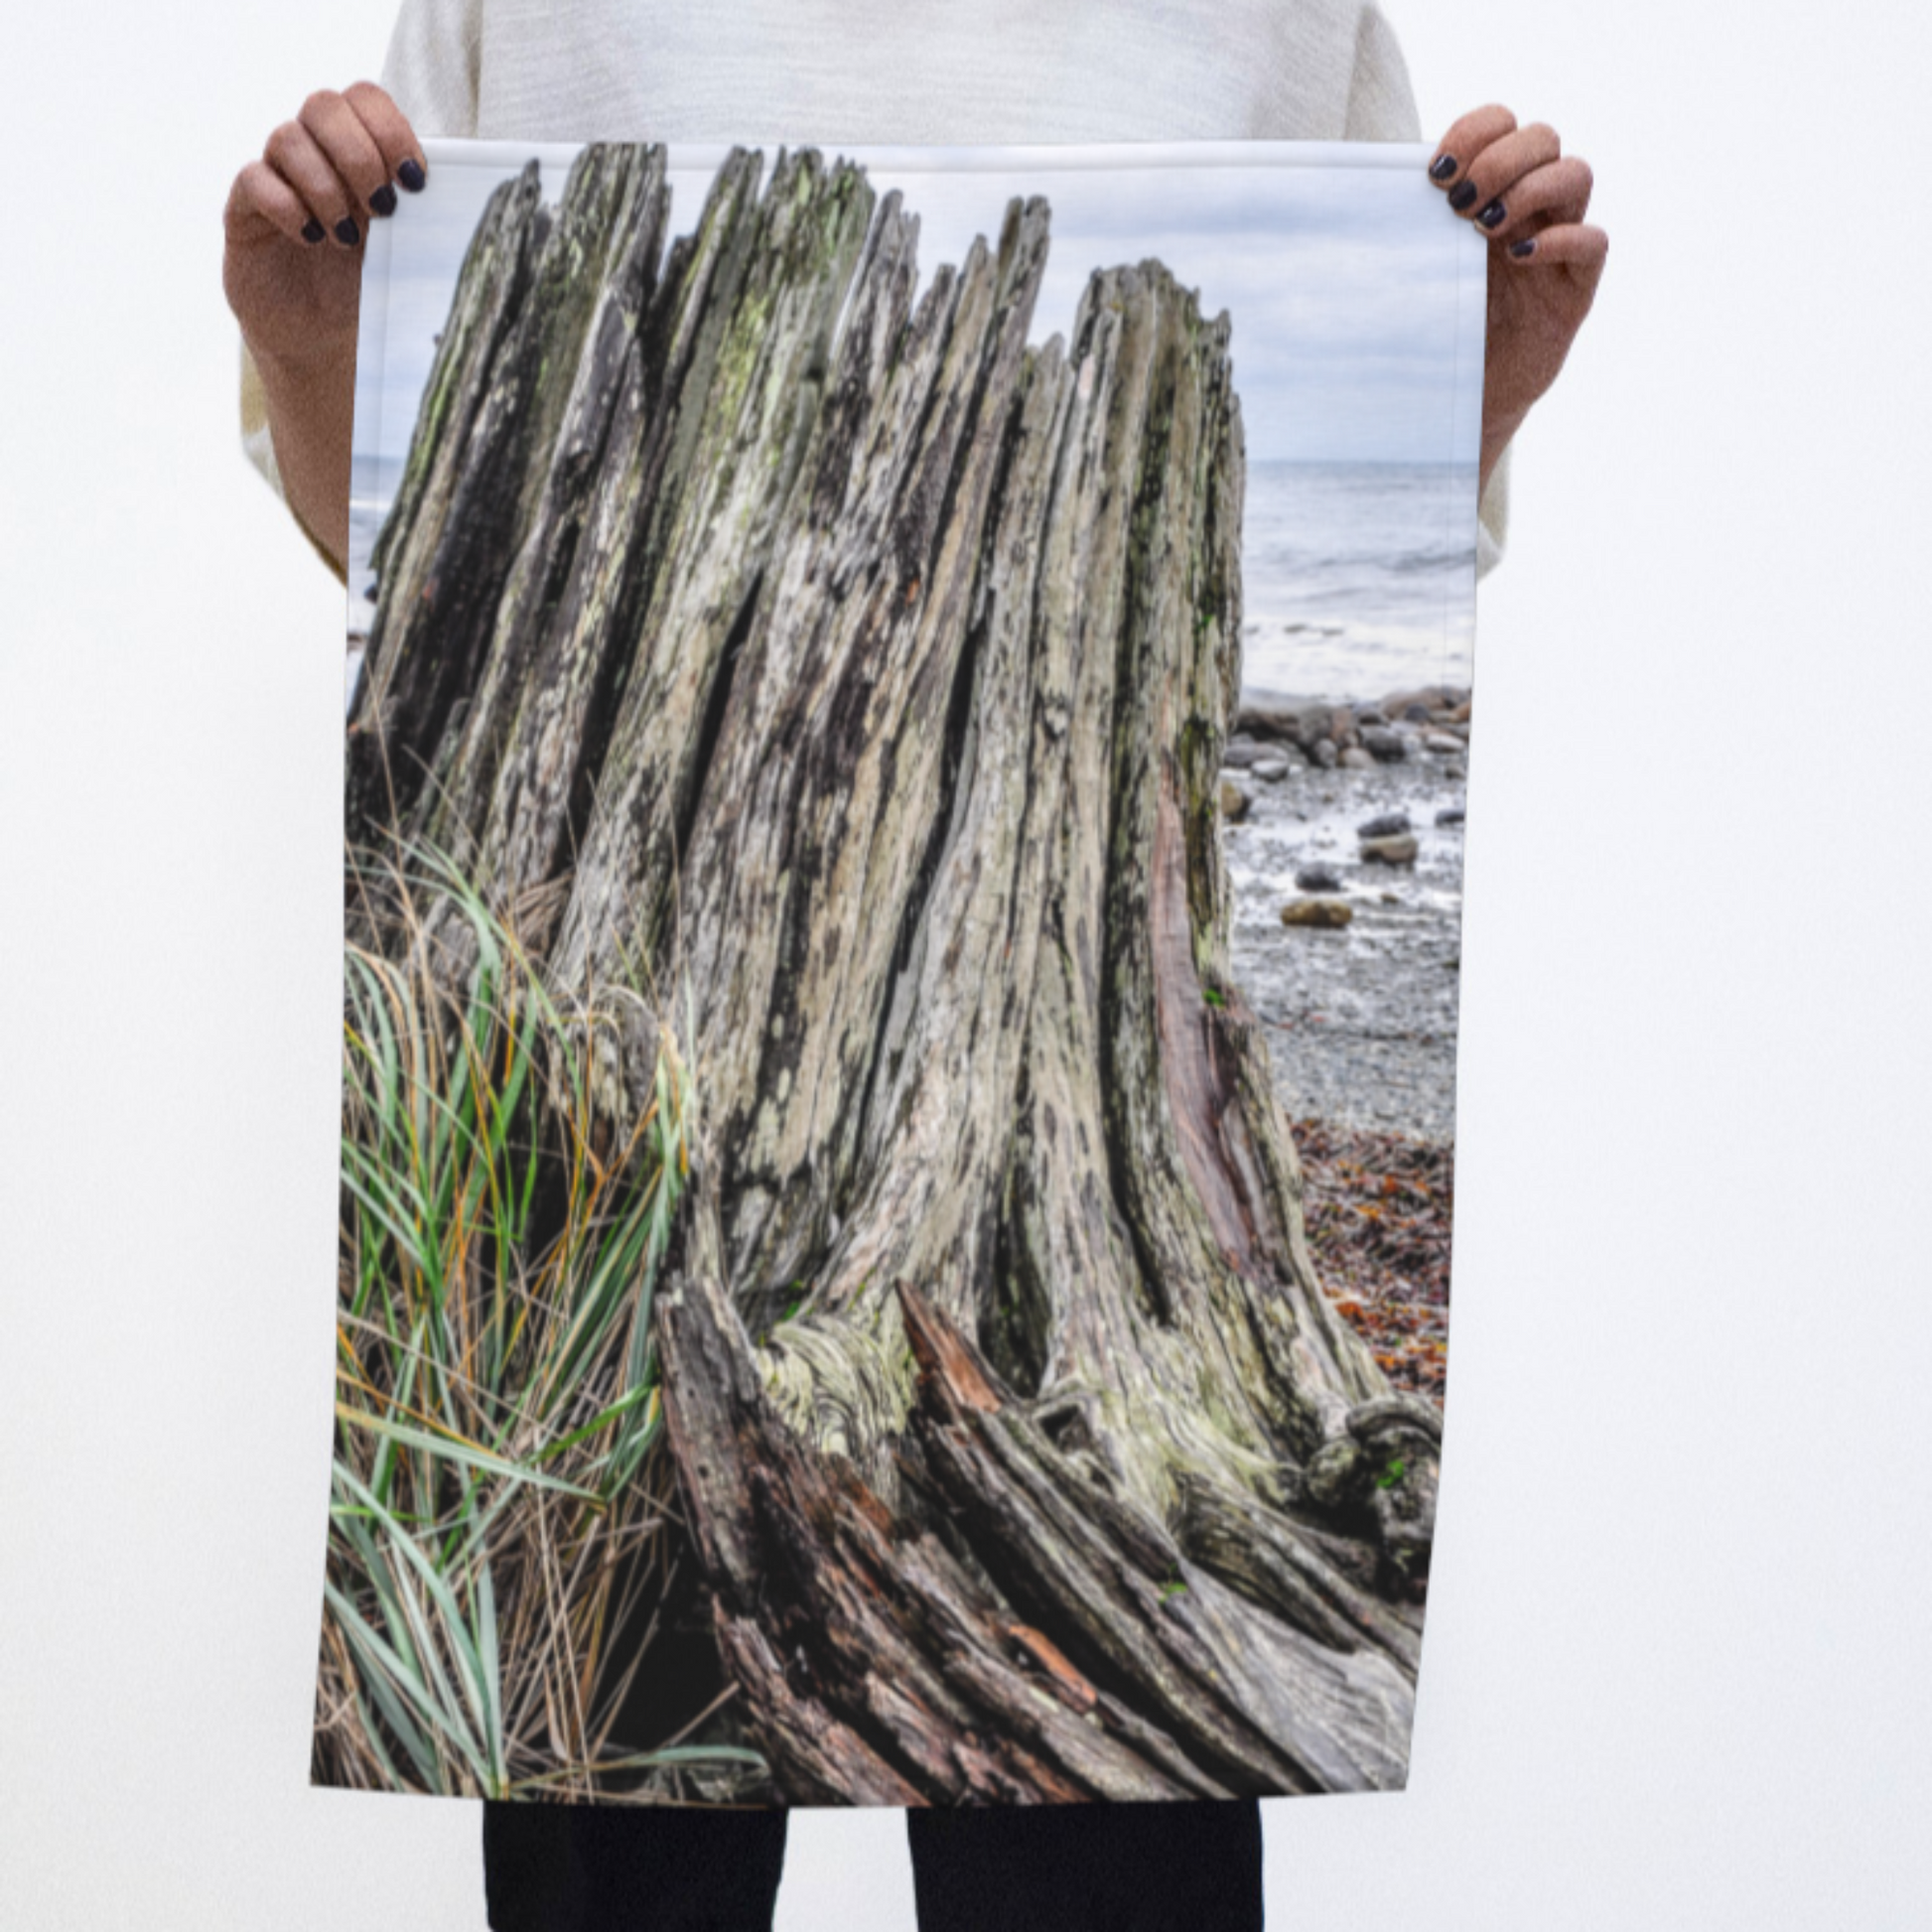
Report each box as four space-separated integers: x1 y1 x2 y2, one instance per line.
1225 683 1470 1403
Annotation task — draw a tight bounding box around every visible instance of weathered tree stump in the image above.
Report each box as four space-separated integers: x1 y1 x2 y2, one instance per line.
349 143 1443 1803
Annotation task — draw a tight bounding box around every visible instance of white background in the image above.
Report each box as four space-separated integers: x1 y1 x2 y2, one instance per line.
2 4 1927 1928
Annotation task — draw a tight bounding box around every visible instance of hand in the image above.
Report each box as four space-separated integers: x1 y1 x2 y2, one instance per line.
1427 106 1607 492
223 83 425 566
223 82 426 368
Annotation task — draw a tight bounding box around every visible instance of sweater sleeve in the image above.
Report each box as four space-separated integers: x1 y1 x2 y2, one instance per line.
379 0 484 136
235 0 483 556
1345 3 1509 578
1343 2 1421 144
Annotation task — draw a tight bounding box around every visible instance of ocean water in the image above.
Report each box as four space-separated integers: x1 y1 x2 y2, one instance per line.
345 454 402 641
345 455 1478 706
1238 460 1478 703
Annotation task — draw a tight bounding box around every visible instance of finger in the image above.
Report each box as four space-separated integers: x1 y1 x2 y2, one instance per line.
1428 104 1518 189
342 80 429 194
264 117 360 246
299 87 392 223
1475 156 1593 244
1505 222 1609 296
1451 122 1562 229
225 159 325 247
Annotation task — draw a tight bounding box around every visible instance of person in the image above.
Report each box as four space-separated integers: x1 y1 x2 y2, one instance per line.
226 5 1605 1927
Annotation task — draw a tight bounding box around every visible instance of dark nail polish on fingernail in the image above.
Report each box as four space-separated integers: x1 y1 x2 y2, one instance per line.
370 184 398 217
1510 238 1536 258
1430 155 1458 182
1478 199 1506 230
397 159 426 192
301 217 326 245
335 216 360 247
1449 182 1479 212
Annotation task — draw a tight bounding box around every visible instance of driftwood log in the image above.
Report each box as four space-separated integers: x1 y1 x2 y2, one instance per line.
349 143 1444 1803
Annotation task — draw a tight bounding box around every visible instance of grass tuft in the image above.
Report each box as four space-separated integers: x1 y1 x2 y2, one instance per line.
315 842 762 1802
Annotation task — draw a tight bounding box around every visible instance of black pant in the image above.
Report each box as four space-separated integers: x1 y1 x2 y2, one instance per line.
483 1796 1264 1931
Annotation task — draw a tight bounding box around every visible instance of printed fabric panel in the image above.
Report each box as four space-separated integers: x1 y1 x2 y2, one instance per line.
322 136 1484 1806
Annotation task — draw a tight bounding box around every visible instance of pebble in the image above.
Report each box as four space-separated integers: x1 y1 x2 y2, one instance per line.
1435 806 1465 828
1360 832 1419 867
1337 747 1373 770
1294 864 1343 893
1235 695 1332 746
1357 811 1411 839
1422 731 1463 755
1445 762 1467 781
1252 758 1293 782
1219 779 1252 823
1354 707 1387 727
1282 898 1354 929
1359 726 1408 762
1311 738 1339 770
1221 739 1263 769
1381 684 1467 721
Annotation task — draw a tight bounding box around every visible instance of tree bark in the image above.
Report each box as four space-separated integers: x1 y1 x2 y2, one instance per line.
351 142 1444 1803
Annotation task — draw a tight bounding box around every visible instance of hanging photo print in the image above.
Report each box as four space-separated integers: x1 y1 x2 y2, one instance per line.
322 136 1485 1807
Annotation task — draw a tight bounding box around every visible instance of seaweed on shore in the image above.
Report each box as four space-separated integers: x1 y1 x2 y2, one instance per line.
1294 1119 1453 1409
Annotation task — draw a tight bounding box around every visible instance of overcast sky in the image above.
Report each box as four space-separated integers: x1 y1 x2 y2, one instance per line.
351 139 1486 485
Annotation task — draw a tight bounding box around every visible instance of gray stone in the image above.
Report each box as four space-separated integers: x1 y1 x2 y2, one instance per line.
1337 747 1374 771
1421 731 1464 755
1445 762 1467 781
1218 779 1252 823
1360 832 1419 867
1356 811 1412 839
1235 692 1331 747
1435 806 1465 827
1294 863 1343 893
1359 726 1408 763
1220 737 1263 769
1251 758 1293 782
1291 704 1337 751
1310 737 1338 770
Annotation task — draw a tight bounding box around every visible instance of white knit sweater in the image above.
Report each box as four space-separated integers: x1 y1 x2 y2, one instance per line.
243 0 1506 572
